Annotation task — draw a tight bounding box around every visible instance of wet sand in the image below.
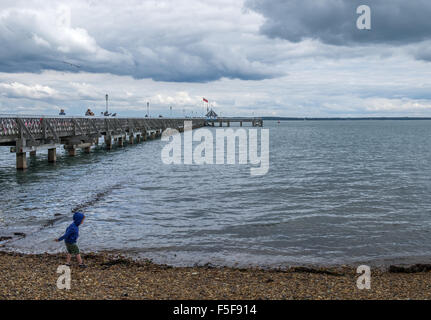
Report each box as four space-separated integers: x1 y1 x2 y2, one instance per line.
1 250 431 300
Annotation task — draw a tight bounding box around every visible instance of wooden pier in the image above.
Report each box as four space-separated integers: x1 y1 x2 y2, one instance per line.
0 116 205 170
205 117 263 127
0 115 263 170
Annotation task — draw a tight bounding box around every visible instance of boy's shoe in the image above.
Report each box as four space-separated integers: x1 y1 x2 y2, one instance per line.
65 264 71 267
79 264 87 268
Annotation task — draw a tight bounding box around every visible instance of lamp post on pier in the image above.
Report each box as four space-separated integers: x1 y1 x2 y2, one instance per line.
105 94 109 114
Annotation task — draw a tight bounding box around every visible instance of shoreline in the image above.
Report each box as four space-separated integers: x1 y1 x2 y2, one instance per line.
3 241 431 270
2 250 431 299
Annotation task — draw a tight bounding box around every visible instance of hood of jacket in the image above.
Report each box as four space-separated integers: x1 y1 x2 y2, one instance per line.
73 212 85 226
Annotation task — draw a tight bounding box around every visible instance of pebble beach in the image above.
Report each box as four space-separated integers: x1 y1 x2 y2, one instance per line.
1 251 431 300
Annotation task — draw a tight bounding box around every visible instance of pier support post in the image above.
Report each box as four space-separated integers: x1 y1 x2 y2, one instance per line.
240 121 243 127
30 151 37 157
105 136 112 150
129 134 134 144
16 152 27 170
48 148 56 163
118 136 124 147
143 132 148 141
67 147 77 157
84 146 91 154
136 134 141 143
150 132 155 139
227 121 230 127
212 122 215 127
219 121 222 127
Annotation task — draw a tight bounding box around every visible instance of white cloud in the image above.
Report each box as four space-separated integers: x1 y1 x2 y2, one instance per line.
0 81 58 99
365 98 431 112
68 82 101 100
0 5 130 65
150 92 198 106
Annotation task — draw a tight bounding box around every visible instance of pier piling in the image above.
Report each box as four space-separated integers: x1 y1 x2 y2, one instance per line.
67 147 77 157
104 136 112 150
48 148 56 163
16 152 27 170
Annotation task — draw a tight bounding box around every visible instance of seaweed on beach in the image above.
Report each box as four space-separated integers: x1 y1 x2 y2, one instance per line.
388 264 431 273
100 258 132 268
289 266 345 276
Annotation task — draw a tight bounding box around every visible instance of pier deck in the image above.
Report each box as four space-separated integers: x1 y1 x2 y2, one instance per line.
205 117 263 127
0 115 263 170
0 116 205 170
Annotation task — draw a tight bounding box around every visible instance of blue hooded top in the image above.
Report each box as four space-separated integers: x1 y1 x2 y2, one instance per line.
58 212 85 244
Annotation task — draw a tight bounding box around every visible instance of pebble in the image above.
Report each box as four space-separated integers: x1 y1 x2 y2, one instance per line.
1 250 431 300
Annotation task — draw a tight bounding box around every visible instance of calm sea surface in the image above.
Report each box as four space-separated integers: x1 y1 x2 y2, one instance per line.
1 120 431 267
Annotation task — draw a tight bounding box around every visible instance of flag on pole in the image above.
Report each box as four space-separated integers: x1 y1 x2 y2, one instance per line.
203 98 209 103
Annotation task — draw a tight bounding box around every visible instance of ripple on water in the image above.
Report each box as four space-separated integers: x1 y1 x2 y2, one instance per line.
1 120 431 267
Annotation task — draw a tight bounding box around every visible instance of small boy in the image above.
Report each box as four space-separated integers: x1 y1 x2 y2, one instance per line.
55 212 87 268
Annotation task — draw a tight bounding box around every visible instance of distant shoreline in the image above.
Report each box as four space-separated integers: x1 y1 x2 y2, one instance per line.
262 117 431 121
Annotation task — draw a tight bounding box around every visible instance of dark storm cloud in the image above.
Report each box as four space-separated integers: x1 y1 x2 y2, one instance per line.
2 0 431 118
0 2 280 83
246 0 431 45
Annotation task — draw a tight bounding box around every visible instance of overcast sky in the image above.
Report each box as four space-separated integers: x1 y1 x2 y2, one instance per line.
1 0 431 117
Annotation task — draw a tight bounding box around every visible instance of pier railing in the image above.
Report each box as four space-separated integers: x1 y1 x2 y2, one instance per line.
0 115 262 170
0 116 205 169
0 116 204 145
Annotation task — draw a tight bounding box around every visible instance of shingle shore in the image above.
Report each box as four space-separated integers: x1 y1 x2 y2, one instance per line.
1 251 431 300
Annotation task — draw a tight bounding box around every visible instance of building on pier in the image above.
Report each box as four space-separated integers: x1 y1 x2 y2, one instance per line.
205 109 218 120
